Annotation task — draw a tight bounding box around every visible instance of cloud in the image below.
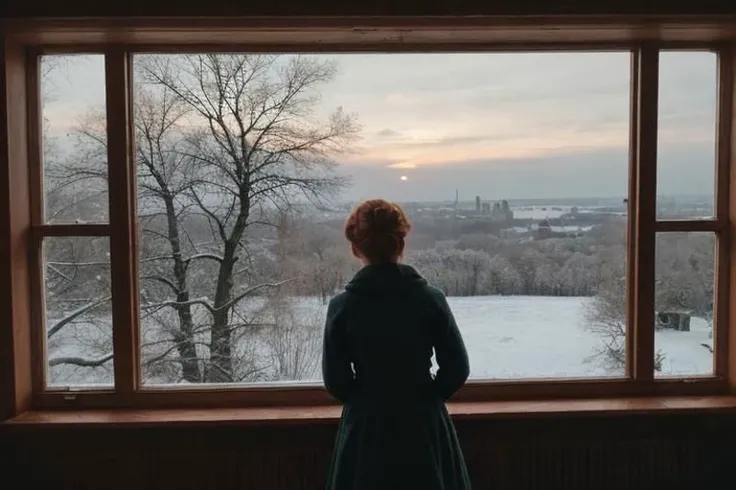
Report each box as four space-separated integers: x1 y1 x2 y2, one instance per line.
386 162 417 169
376 128 403 138
45 51 718 203
338 141 715 203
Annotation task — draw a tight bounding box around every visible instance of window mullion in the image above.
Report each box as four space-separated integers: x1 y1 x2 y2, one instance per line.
106 48 138 397
25 51 46 398
625 49 639 379
632 45 659 382
715 44 735 380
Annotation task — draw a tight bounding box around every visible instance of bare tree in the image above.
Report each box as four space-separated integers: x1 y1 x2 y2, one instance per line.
275 214 354 303
585 231 716 373
261 294 322 380
44 54 359 385
134 81 205 382
137 54 359 382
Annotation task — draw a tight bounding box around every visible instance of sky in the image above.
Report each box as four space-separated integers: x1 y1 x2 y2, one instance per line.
42 51 717 203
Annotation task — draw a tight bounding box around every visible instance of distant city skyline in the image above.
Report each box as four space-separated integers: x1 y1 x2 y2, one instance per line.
42 51 717 202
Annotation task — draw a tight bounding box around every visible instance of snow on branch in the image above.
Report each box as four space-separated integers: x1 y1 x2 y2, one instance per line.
49 352 113 367
47 295 111 339
141 278 294 314
184 253 224 264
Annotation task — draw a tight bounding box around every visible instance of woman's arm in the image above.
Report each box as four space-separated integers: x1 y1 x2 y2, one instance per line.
321 296 354 403
431 290 470 400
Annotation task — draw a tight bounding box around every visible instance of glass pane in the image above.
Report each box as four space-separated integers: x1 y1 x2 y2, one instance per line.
44 236 113 388
41 54 109 224
654 232 715 377
657 51 717 219
133 52 630 385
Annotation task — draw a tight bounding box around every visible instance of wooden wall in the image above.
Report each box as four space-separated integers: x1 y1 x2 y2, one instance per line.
3 0 735 18
3 3 736 490
2 414 735 490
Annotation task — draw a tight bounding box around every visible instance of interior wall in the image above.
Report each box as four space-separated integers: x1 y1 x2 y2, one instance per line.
2 414 734 490
4 0 735 18
3 3 736 490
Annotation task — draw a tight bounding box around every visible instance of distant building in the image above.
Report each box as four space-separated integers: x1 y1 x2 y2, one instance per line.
475 196 481 213
490 200 513 222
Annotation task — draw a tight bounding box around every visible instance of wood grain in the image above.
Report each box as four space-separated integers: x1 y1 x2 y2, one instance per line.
3 17 736 48
0 37 32 421
106 49 139 397
4 0 736 18
715 45 734 379
7 396 736 428
632 45 658 381
2 410 735 490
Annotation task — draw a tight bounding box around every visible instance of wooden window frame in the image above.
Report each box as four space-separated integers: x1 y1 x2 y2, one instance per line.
2 17 736 415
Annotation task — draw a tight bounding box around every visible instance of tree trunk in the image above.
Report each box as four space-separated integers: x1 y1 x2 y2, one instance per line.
163 195 201 382
204 178 252 383
206 240 238 383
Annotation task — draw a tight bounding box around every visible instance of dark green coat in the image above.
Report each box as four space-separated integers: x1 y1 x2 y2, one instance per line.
322 263 472 490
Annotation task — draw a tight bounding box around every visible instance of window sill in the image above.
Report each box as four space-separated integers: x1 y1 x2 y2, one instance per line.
4 396 736 429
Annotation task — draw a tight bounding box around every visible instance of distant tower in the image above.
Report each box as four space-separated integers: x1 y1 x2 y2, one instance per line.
475 196 481 213
500 199 513 221
491 202 502 220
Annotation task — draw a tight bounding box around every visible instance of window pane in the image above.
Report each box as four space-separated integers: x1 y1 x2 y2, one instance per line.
41 54 109 224
657 51 717 219
654 232 715 377
133 52 630 385
44 236 113 388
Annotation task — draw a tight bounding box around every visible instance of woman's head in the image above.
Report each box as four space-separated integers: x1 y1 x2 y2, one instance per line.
344 199 412 264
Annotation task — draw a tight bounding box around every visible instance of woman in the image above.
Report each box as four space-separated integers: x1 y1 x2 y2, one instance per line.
322 199 472 490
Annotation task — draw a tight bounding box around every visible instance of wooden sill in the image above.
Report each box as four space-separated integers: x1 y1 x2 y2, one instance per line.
4 396 736 429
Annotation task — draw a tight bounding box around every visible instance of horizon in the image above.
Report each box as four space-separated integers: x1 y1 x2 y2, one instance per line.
335 193 706 206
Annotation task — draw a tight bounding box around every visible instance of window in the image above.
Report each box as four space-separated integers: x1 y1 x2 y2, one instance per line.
129 52 631 386
6 20 734 409
39 54 114 389
654 52 719 377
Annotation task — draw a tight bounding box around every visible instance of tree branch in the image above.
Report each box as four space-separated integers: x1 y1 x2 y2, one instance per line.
47 295 111 339
49 353 113 367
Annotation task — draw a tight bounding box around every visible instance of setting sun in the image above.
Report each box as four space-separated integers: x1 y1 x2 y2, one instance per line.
400 175 408 181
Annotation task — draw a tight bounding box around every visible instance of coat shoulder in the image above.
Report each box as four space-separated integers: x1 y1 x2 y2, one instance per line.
327 291 350 313
418 284 450 311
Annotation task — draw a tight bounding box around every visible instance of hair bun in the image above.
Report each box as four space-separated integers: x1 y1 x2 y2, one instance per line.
344 199 412 263
366 202 402 232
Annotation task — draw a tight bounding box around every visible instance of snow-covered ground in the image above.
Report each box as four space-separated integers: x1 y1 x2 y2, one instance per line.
448 296 711 378
46 295 713 387
283 295 712 379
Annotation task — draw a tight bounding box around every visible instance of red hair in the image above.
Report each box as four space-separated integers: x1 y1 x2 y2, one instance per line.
344 199 412 264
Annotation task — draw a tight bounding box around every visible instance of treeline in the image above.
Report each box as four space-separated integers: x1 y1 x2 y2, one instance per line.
269 215 713 321
271 216 628 300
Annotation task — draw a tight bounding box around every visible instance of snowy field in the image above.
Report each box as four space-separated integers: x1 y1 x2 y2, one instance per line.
280 295 712 379
449 296 712 378
47 296 713 387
